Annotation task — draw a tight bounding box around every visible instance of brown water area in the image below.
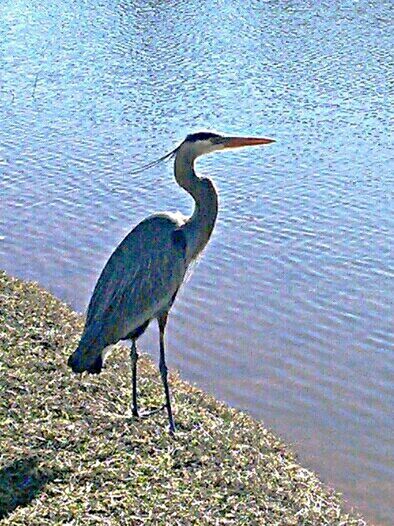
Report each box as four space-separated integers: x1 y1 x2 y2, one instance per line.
1 0 393 523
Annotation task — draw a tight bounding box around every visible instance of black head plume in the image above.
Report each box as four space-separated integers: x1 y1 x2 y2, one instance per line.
185 131 221 143
129 146 179 175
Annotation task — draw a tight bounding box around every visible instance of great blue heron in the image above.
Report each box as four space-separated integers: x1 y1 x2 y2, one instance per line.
68 131 275 433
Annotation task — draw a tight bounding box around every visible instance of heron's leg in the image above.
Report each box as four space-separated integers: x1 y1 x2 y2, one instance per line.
158 313 175 434
130 339 139 417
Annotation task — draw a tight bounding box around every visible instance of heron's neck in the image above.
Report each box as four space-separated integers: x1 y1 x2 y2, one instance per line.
175 152 218 263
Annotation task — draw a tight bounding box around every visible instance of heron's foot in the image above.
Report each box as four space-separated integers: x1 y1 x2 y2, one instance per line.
139 404 166 419
131 407 140 419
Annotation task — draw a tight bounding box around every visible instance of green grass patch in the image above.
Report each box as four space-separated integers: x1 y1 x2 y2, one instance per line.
0 270 366 525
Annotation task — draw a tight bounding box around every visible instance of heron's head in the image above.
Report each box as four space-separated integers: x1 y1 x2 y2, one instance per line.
178 131 275 160
128 130 275 176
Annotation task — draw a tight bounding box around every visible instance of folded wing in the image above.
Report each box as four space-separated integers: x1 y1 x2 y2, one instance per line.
80 214 187 351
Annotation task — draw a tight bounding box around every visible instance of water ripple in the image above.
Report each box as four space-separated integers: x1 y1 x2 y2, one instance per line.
1 0 393 523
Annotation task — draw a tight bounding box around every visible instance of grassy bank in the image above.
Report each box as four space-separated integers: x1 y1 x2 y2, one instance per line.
0 270 366 525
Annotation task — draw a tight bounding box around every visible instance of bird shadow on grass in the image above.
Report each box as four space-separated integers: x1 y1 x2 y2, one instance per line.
0 456 61 520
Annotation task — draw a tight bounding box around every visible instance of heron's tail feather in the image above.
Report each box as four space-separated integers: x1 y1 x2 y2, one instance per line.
68 322 107 373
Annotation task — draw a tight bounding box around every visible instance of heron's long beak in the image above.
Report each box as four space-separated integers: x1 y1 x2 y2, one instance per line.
222 136 275 149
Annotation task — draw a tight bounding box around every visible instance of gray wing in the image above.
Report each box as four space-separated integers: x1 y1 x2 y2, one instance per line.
81 214 187 349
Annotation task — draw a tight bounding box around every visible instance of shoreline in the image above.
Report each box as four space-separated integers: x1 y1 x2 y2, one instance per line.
0 270 366 525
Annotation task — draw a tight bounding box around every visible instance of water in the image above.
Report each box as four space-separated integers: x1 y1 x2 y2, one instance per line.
1 0 393 522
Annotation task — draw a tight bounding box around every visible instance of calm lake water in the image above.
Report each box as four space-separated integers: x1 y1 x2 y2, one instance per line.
1 0 393 523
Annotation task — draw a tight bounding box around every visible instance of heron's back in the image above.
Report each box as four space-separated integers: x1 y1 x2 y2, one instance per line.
80 213 187 350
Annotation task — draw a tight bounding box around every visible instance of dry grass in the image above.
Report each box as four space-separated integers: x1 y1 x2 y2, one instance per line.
0 270 367 525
